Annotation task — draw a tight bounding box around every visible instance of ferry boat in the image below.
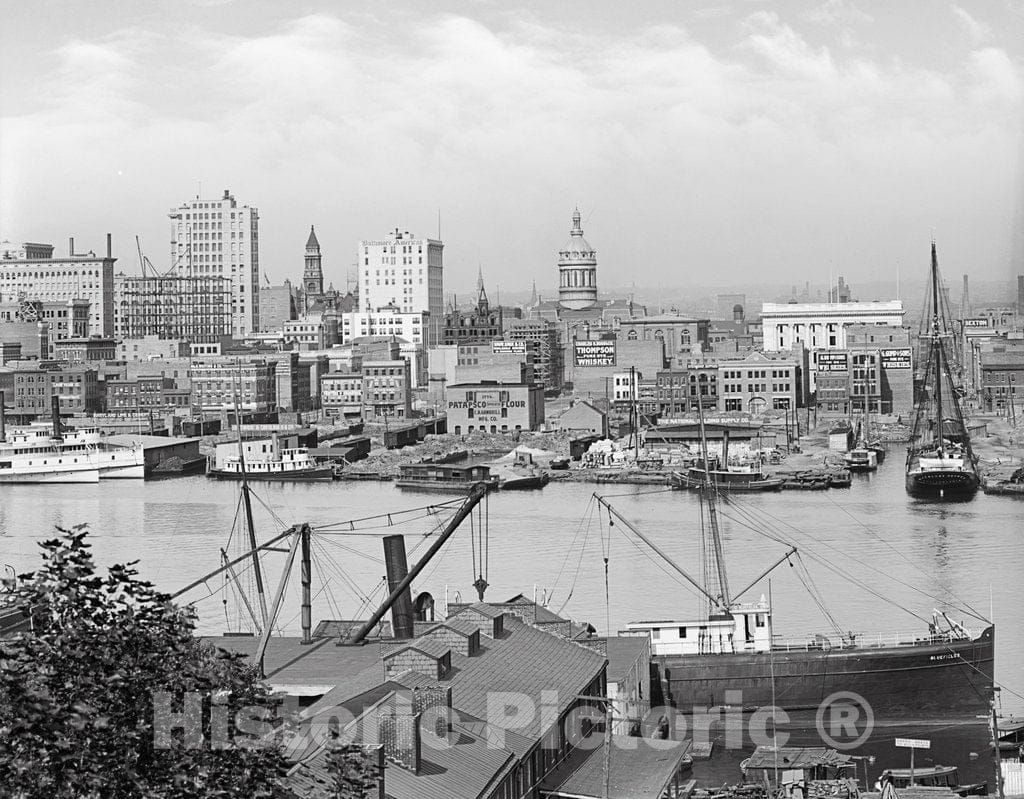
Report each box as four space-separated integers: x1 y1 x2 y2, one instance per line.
905 243 979 499
0 416 144 483
0 425 101 483
207 447 333 481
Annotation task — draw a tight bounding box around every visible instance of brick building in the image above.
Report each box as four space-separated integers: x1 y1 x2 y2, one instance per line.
445 381 545 434
362 359 412 420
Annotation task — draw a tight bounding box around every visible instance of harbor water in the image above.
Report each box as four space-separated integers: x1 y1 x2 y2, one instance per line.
1 452 1021 786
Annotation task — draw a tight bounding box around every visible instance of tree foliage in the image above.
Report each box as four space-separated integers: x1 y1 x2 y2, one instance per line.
326 744 381 798
0 526 289 798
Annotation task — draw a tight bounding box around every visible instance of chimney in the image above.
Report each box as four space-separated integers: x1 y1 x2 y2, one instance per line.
106 233 112 259
412 686 453 737
69 237 74 257
378 711 421 775
0 389 6 443
383 535 415 640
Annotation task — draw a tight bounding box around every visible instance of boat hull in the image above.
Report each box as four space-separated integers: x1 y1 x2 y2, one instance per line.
905 469 979 499
207 467 335 482
672 472 784 492
0 468 100 484
654 626 994 714
99 462 146 479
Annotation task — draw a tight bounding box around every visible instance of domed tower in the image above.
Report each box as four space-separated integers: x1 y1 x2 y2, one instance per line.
557 208 598 310
303 225 323 297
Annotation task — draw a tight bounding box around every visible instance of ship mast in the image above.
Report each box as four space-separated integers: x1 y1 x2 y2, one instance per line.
696 391 731 615
233 360 269 630
931 242 944 456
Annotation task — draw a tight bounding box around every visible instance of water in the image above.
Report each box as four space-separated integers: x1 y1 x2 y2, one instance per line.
1 455 1021 784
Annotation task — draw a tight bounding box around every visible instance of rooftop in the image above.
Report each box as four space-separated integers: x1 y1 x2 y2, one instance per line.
542 735 692 799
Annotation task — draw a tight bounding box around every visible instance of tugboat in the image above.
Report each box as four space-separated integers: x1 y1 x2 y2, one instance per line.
905 242 979 499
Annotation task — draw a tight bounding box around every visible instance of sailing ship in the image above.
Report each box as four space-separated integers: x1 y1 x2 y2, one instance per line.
905 243 979 499
606 401 993 714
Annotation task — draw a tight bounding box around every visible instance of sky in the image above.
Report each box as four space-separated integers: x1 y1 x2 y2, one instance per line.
1 0 1023 299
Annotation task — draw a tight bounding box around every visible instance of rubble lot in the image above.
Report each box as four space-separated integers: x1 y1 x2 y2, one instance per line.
970 416 1024 479
345 429 574 477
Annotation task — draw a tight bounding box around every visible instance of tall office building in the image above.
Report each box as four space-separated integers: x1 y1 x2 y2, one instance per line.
358 228 443 346
169 189 259 335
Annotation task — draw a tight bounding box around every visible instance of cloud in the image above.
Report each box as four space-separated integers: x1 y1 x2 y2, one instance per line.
951 5 991 44
801 0 873 28
1 7 1022 290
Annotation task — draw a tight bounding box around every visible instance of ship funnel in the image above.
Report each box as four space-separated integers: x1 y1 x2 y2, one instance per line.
51 394 62 439
382 534 415 640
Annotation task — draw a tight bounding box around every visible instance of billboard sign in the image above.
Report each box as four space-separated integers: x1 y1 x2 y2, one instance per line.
492 340 527 355
447 390 526 423
816 352 848 372
574 340 616 367
880 348 912 369
962 318 989 328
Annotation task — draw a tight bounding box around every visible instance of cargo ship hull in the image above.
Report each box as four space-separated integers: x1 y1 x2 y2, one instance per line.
654 625 994 714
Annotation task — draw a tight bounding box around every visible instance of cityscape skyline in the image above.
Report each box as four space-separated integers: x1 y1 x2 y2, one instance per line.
2 2 1023 293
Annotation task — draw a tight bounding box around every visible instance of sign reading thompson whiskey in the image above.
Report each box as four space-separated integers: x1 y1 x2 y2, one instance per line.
574 340 616 367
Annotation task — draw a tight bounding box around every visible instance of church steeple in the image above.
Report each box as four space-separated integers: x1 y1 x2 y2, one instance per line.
304 225 323 297
476 266 490 315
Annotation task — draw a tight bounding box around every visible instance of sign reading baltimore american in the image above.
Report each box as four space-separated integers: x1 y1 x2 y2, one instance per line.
574 340 616 367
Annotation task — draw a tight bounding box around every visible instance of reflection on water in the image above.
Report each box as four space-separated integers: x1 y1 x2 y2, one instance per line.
1 456 1021 768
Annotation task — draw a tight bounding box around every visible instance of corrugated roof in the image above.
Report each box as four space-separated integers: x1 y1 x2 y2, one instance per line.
543 735 691 799
384 637 451 661
285 692 518 799
744 746 852 770
444 610 606 740
604 636 649 682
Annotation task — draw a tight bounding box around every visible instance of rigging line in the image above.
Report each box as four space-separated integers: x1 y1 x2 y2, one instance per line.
822 493 986 620
312 499 465 530
795 553 844 637
605 513 705 602
712 503 927 624
310 536 385 565
470 508 477 580
311 538 374 607
310 508 456 535
595 487 675 500
310 545 370 611
717 498 987 623
555 501 597 616
551 496 595 591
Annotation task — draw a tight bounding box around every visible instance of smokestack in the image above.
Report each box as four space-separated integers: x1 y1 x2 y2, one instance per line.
961 274 970 319
0 389 6 443
69 237 74 257
106 233 112 259
1018 276 1024 314
383 535 415 640
51 394 61 439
